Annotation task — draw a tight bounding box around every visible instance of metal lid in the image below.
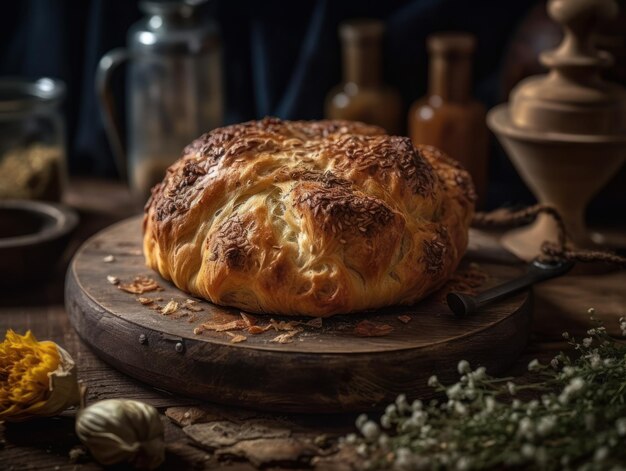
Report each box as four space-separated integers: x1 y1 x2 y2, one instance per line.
0 78 65 115
509 0 626 135
129 0 218 55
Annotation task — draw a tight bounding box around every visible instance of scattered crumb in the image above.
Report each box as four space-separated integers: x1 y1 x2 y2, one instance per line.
270 328 303 344
305 318 323 328
68 446 86 462
248 325 272 335
240 312 257 327
183 299 203 312
397 315 412 324
118 276 162 294
137 297 154 305
187 314 198 323
226 332 247 343
106 275 119 285
354 320 394 337
193 320 246 335
269 318 298 332
161 300 179 315
103 254 115 263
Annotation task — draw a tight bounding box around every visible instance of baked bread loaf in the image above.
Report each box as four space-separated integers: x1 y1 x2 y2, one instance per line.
143 118 475 317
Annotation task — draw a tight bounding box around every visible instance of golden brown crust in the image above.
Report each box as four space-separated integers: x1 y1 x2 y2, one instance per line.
143 118 475 317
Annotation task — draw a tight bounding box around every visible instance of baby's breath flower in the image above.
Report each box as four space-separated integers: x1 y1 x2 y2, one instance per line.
342 316 626 470
559 377 585 404
589 353 601 369
587 307 595 315
455 456 471 471
562 366 576 378
356 413 368 429
528 359 541 371
521 443 535 458
537 415 556 436
427 375 439 388
562 331 570 339
396 394 410 413
394 447 412 469
385 404 397 417
446 383 463 400
356 442 368 456
507 382 517 395
594 447 609 462
518 417 533 438
457 360 471 375
380 414 392 429
454 401 468 416
360 421 380 441
472 366 487 380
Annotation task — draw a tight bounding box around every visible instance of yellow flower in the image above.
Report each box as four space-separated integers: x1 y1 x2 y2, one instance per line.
0 330 79 422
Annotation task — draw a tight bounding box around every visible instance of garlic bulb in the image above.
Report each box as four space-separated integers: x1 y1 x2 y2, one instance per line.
76 399 165 469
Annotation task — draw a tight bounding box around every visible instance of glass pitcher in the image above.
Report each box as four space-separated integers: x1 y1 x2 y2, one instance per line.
97 0 222 203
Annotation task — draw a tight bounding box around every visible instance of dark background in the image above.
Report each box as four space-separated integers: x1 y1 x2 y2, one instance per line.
1 0 624 216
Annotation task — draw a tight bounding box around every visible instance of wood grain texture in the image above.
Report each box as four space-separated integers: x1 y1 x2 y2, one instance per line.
66 216 531 413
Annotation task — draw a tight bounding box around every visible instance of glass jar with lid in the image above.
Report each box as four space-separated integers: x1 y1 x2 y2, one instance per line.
0 77 67 201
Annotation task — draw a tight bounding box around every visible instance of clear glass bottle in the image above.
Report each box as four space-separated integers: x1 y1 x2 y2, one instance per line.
408 33 488 206
325 19 402 135
0 78 67 201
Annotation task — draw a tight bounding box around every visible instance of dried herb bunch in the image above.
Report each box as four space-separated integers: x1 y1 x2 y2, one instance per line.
347 309 626 470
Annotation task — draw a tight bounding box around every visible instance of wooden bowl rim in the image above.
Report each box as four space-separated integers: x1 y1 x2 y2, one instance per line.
0 199 78 249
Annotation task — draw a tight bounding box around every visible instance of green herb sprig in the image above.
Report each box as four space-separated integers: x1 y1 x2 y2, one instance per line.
346 309 626 470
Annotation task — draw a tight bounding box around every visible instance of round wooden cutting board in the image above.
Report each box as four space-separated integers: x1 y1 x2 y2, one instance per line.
66 217 530 413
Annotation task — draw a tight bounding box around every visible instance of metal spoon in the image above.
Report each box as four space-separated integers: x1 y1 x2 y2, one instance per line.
447 259 575 317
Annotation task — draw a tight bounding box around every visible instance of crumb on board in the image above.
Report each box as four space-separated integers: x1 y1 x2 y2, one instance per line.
117 276 163 294
183 299 203 312
305 318 323 328
226 332 247 343
270 328 303 344
106 275 119 285
137 297 154 305
240 312 257 327
354 320 394 337
103 254 115 263
397 315 412 324
161 300 179 315
247 324 272 335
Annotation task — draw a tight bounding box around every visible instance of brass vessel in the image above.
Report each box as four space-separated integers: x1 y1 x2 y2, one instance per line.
488 0 626 260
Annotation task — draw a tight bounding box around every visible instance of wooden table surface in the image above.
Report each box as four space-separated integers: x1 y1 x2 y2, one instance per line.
1 178 624 470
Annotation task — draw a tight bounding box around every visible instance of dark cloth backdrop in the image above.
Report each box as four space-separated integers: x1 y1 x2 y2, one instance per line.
1 0 544 209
